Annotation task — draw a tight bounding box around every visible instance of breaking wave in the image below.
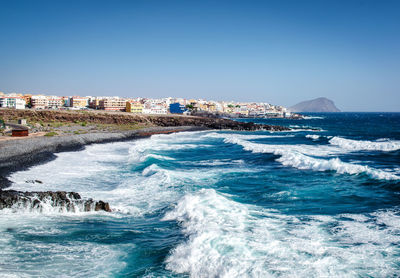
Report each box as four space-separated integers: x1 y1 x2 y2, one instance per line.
329 137 400 152
222 135 399 180
303 116 325 119
205 132 294 140
163 189 400 277
305 134 321 140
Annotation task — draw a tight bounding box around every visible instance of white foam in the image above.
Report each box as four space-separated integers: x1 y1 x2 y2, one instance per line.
277 153 399 180
193 159 245 166
288 127 325 132
9 142 132 192
306 134 321 140
0 213 128 277
163 189 400 277
205 132 294 140
128 134 211 163
223 134 342 157
9 132 260 217
222 135 399 180
329 137 400 152
303 116 325 120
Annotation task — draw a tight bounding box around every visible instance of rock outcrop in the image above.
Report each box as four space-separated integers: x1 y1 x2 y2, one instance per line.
0 190 111 212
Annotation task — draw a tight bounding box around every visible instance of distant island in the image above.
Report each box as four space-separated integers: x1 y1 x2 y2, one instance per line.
289 97 341 112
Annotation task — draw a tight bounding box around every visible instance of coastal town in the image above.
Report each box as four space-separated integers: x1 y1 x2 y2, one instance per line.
0 91 297 118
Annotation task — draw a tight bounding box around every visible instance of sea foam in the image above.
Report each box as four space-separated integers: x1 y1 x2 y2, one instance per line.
163 189 400 277
222 134 399 180
329 137 400 152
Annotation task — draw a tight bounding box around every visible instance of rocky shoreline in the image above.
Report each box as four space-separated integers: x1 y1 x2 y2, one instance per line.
0 126 207 212
0 126 206 180
0 114 290 213
0 190 111 212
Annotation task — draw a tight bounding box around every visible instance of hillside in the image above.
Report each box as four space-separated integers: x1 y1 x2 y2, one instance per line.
290 97 340 112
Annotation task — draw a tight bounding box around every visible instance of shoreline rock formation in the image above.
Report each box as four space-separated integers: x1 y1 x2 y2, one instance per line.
0 190 111 212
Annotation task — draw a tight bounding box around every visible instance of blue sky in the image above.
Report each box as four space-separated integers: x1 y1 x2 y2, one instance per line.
0 0 399 111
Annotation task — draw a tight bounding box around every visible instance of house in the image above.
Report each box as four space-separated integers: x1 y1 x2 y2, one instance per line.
6 123 29 137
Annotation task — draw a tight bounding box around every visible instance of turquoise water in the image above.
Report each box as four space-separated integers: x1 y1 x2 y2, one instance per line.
2 113 400 277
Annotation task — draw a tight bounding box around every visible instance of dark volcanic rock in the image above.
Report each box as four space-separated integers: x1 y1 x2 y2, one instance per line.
0 190 111 212
0 176 11 189
146 116 289 131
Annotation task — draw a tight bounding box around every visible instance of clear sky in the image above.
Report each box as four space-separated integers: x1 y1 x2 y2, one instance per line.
0 0 399 111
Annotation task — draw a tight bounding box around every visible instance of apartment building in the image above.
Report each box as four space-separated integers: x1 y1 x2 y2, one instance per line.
88 97 101 109
31 95 49 109
47 96 64 109
0 96 26 109
98 98 126 111
142 102 167 114
126 101 143 113
70 96 89 109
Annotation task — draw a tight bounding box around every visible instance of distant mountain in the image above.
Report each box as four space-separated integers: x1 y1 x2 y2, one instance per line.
289 97 341 112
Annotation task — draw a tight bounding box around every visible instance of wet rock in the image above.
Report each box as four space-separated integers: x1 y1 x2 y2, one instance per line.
95 200 111 212
0 190 111 212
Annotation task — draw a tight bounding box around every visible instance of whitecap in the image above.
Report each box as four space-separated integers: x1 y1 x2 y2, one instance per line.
221 134 399 180
305 134 321 140
329 137 400 152
205 132 294 140
163 189 400 277
303 116 325 120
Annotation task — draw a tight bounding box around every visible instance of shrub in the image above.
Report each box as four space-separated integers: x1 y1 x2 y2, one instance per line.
44 131 58 137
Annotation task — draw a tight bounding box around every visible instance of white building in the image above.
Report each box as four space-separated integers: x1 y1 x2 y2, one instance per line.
0 96 25 109
142 101 168 114
31 95 49 109
47 96 64 109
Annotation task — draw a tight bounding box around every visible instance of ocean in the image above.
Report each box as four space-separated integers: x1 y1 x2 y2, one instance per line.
2 112 400 277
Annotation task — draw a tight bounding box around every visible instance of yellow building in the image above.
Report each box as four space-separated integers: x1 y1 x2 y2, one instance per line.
70 97 88 108
205 103 216 112
23 94 32 106
126 101 143 113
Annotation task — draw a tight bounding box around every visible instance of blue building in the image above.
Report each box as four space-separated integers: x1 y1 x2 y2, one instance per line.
169 103 187 114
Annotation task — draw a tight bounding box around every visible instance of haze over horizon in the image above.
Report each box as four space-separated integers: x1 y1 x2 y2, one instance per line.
0 0 399 112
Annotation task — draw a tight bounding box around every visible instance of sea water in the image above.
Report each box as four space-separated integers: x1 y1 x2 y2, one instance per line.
1 112 400 277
